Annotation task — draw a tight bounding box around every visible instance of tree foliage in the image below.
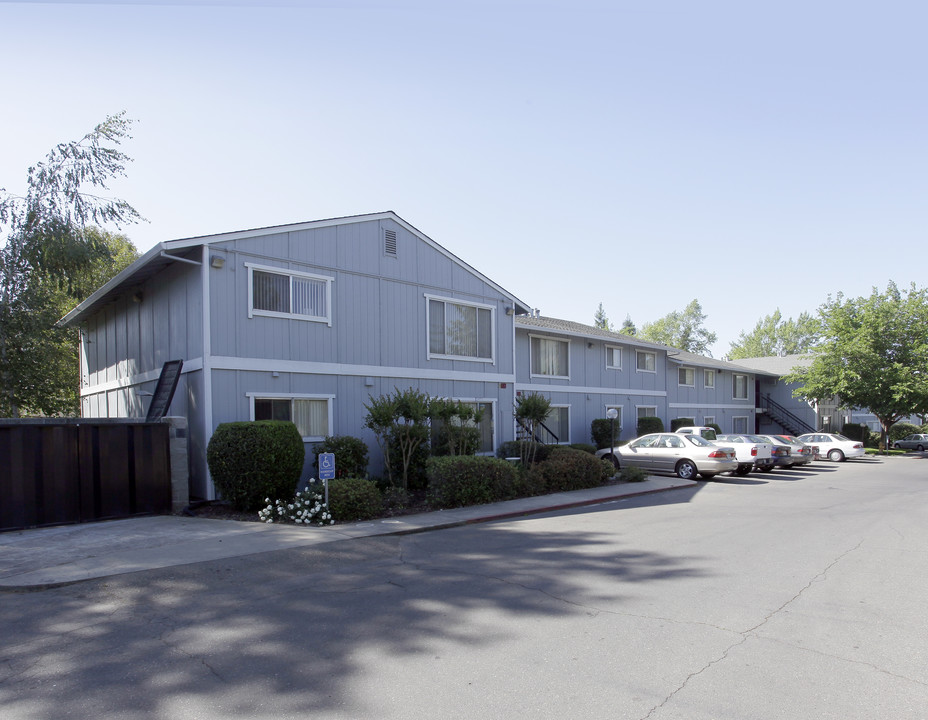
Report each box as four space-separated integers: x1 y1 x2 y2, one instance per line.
593 302 612 331
618 314 636 336
639 299 717 355
1 113 141 417
783 282 928 447
727 309 820 359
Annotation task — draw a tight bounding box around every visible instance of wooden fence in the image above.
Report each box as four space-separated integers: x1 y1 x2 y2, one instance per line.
0 419 172 532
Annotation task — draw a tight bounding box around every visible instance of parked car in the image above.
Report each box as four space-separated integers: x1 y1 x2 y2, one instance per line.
595 432 737 480
892 433 928 452
674 426 717 440
776 435 817 465
797 432 867 461
757 435 811 467
716 434 776 474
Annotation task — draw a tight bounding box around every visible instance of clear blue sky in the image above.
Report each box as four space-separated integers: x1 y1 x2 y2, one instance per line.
2 0 925 357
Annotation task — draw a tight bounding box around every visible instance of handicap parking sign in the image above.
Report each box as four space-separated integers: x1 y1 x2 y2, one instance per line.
318 452 336 480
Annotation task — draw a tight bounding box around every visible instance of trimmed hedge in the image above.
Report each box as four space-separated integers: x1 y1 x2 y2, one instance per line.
591 418 619 449
206 421 305 511
670 418 695 432
312 435 369 479
637 416 664 435
495 440 551 464
427 455 522 508
525 446 609 494
326 477 383 521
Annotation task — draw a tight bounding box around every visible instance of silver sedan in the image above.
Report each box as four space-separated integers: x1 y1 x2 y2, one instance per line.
595 432 738 480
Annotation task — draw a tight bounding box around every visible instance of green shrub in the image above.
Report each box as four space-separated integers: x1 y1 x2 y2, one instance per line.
568 443 597 454
312 435 369 479
427 456 522 508
388 435 430 492
889 422 921 443
495 440 550 464
670 418 695 432
326 477 383 521
840 423 869 444
591 418 620 449
525 446 607 494
706 423 722 436
637 416 664 435
619 465 648 483
206 421 305 511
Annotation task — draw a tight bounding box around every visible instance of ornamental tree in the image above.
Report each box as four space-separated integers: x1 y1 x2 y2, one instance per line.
783 282 928 449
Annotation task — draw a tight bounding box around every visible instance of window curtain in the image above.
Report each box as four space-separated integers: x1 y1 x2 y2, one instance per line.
292 277 326 317
293 399 328 437
253 271 290 313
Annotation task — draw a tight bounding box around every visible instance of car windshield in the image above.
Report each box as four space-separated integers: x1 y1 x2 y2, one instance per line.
685 435 712 447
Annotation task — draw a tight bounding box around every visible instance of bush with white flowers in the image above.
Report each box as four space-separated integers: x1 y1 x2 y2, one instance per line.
258 483 334 525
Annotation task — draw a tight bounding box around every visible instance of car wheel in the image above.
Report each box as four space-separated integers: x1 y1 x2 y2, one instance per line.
893 443 901 449
735 464 751 476
827 449 845 462
918 445 925 452
607 453 621 470
759 465 774 473
675 459 698 480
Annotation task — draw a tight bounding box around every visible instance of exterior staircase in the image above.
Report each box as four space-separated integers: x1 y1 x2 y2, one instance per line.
757 394 815 436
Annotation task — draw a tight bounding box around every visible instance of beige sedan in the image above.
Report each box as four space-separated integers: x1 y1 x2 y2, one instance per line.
595 432 738 480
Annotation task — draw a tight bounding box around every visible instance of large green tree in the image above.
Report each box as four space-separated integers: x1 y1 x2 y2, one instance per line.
639 299 717 355
783 282 928 448
727 309 821 359
593 302 612 331
0 113 141 416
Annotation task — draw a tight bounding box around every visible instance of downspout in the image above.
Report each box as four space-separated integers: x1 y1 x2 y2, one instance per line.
201 244 215 499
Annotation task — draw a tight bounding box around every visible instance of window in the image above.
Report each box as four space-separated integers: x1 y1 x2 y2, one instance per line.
637 406 657 419
636 351 656 372
545 406 569 443
704 415 715 427
247 264 333 325
704 369 715 388
431 400 495 454
530 336 569 377
678 368 695 386
733 374 749 399
428 297 494 361
605 346 622 370
732 416 749 434
250 394 332 440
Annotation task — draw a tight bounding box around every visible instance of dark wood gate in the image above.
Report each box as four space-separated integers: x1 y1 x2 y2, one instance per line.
0 419 171 532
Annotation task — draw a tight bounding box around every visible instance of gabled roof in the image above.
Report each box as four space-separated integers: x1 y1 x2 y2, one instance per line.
729 354 813 376
516 315 770 374
59 211 531 327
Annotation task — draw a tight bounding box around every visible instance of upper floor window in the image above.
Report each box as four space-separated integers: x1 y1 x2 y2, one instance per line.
704 369 715 388
637 350 656 372
427 297 494 361
678 368 695 386
605 346 622 370
247 263 333 325
530 336 569 378
733 373 749 399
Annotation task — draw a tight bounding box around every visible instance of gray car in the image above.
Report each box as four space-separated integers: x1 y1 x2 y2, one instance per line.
595 432 738 480
893 433 928 451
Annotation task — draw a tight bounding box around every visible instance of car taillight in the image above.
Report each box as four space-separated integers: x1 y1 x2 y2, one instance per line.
751 447 758 456
853 443 863 449
708 450 729 459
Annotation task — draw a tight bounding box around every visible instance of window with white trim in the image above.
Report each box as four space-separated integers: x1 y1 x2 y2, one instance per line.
247 264 333 325
733 373 749 399
704 415 715 427
605 346 622 370
250 394 333 440
732 416 749 434
427 297 494 361
636 350 656 372
530 336 569 378
637 406 657 419
704 369 715 388
678 367 695 386
430 400 495 455
545 406 570 443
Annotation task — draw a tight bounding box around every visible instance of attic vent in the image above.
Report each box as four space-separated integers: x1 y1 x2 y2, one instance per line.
384 229 397 257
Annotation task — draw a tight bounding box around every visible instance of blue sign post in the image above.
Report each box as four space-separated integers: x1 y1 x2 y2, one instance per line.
318 453 335 509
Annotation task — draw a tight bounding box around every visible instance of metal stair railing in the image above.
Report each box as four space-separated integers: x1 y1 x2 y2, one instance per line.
515 417 560 445
758 394 815 435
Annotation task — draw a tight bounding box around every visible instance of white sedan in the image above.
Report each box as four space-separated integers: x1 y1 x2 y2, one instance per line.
595 432 738 480
797 433 866 462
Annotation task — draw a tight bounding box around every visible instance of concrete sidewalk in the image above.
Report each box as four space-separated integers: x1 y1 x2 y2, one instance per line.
0 477 695 589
